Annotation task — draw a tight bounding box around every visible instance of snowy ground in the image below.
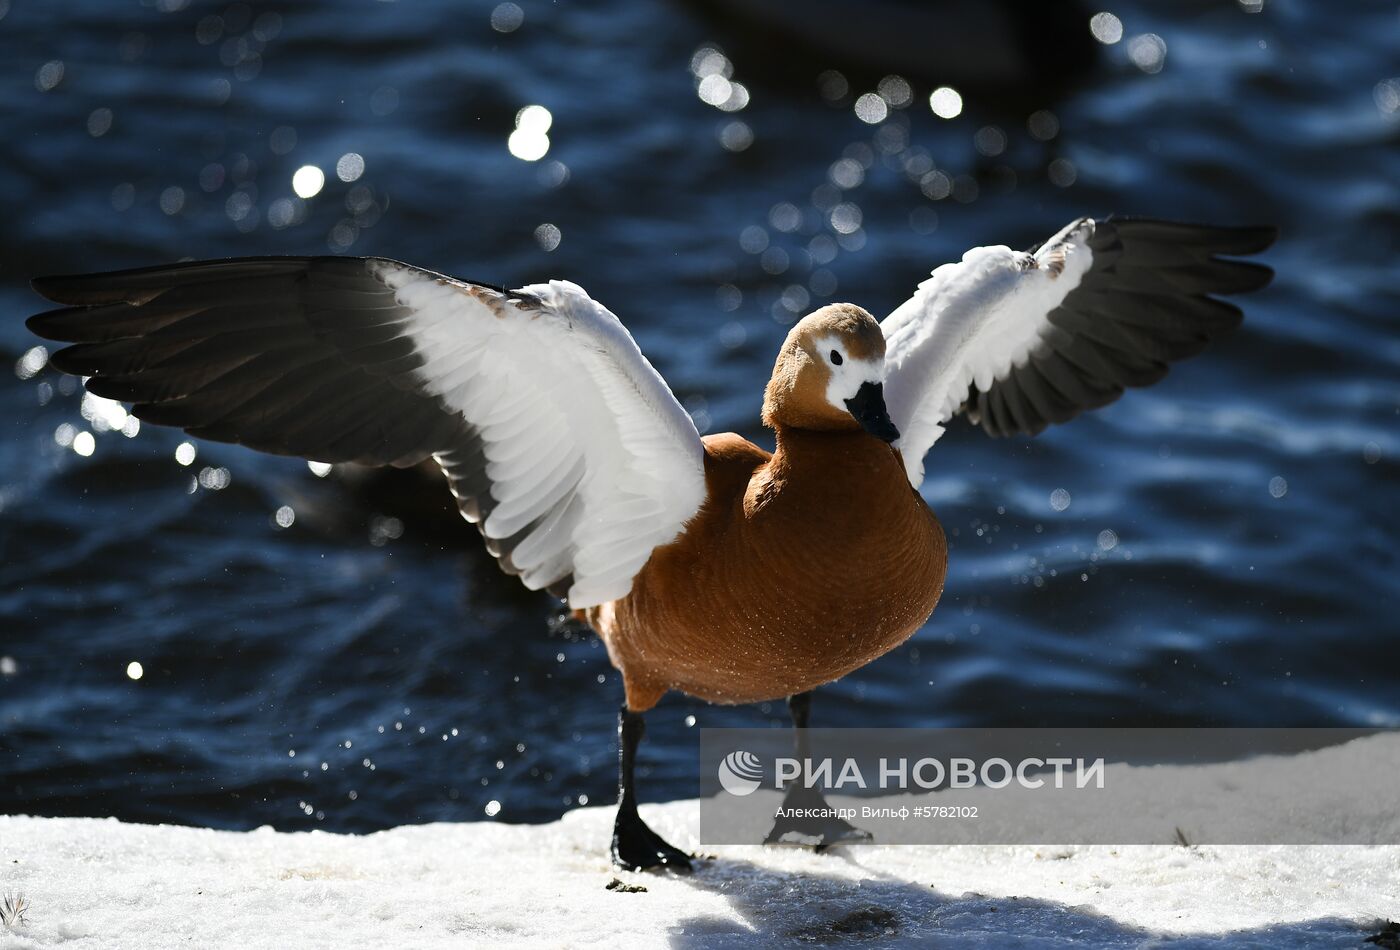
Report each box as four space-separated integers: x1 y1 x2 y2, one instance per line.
3 736 1398 948
1 808 1395 948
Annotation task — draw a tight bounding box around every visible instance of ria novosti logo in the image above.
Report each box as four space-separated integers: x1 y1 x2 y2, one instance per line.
715 747 1108 797
717 750 763 796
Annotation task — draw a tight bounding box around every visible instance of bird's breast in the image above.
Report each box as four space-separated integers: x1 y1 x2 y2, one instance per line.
597 429 947 706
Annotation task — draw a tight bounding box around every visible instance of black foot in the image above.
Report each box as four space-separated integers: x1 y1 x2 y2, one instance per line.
764 782 874 850
611 808 693 872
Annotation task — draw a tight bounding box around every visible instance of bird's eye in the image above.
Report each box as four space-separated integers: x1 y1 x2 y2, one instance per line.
830 350 843 366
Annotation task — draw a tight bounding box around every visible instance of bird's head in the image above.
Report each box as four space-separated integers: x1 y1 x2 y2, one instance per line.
761 303 898 442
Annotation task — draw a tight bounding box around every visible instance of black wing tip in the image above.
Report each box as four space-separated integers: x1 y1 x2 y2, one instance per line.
30 274 110 306
27 256 394 305
25 306 63 339
45 345 91 376
1222 259 1275 293
1102 215 1279 256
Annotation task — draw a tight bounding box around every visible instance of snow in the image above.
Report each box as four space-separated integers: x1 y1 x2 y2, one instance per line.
2 741 1397 948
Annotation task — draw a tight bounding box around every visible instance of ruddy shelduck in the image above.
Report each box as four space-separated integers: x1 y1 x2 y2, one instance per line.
27 216 1274 870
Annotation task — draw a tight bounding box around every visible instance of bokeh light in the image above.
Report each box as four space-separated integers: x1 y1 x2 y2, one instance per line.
534 223 561 251
853 93 888 124
1090 12 1124 45
1128 33 1168 73
336 152 365 182
292 165 325 198
929 87 963 119
508 105 552 161
490 2 523 33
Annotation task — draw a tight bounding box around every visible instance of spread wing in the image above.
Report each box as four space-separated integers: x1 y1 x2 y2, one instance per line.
27 257 706 608
881 217 1277 486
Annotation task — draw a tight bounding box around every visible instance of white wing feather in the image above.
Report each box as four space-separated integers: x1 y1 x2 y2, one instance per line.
883 219 1096 486
376 265 706 608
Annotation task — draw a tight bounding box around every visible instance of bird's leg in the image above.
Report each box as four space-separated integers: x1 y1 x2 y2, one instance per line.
764 690 874 849
610 705 693 872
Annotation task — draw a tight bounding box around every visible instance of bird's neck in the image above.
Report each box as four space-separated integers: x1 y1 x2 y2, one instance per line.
771 424 891 462
761 425 907 498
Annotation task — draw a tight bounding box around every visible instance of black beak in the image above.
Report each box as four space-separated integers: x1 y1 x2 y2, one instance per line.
845 381 900 443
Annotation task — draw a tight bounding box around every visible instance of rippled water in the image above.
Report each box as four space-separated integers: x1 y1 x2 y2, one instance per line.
1 1 1397 832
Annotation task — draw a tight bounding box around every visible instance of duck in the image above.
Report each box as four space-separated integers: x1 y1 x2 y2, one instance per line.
26 215 1275 871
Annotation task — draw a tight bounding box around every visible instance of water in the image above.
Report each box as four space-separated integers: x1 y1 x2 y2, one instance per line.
1 0 1397 832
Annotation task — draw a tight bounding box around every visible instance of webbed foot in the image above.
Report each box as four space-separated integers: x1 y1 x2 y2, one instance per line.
612 807 694 872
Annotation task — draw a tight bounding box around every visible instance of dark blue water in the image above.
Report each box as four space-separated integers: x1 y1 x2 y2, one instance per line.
1 0 1397 833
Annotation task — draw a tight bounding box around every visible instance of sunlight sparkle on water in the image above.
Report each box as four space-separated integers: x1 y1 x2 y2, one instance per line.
72 431 95 457
87 108 113 137
1128 33 1167 74
877 75 912 108
719 121 752 152
853 93 887 124
1090 12 1123 45
691 45 749 113
929 87 963 119
508 106 552 161
126 661 143 680
1050 488 1072 512
697 74 731 107
335 153 365 182
516 105 552 135
292 165 325 198
534 223 561 251
81 391 129 432
15 345 47 380
175 441 197 466
490 2 523 32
